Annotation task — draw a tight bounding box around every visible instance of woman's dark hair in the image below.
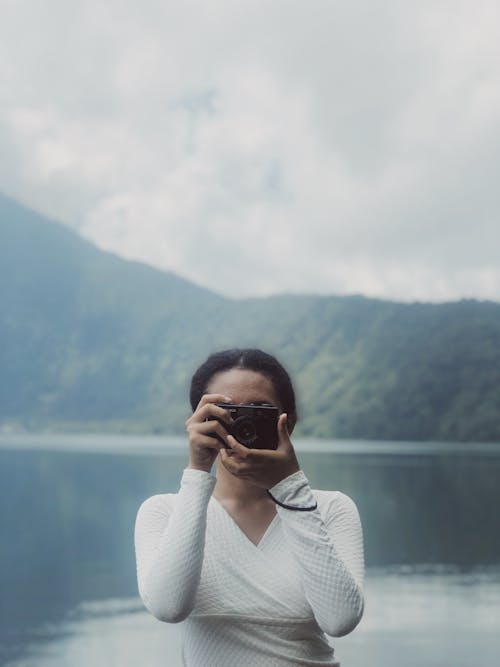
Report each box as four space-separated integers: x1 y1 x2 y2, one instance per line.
189 348 297 422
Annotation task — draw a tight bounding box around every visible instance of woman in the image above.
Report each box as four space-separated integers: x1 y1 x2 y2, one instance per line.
134 349 365 666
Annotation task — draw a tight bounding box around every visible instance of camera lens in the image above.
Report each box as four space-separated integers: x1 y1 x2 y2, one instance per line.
231 416 258 445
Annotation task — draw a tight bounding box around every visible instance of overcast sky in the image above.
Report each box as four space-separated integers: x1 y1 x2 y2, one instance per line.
1 0 499 301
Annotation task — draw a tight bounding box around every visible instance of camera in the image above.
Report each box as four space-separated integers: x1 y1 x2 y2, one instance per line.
215 403 279 450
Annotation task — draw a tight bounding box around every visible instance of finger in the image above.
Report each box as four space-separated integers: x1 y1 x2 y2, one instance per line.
220 447 237 471
197 393 233 410
276 413 292 451
226 435 251 459
193 435 225 451
189 402 234 425
191 420 230 443
225 438 276 461
219 448 252 476
278 412 288 434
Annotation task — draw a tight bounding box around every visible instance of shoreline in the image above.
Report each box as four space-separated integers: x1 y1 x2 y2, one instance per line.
1 432 500 455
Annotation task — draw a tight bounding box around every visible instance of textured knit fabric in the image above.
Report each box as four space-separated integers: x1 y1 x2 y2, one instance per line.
134 468 365 667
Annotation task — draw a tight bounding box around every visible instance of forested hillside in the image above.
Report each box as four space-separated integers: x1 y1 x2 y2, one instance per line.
2 193 500 442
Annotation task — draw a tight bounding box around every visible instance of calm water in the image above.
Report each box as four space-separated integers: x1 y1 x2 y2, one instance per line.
1 435 499 667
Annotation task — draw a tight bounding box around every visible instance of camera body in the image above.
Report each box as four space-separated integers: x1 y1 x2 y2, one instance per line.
216 403 279 450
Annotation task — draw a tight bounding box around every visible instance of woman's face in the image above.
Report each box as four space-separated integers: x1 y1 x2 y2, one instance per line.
206 368 283 414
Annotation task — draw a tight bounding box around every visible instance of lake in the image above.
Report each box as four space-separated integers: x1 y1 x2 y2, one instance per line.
1 434 499 666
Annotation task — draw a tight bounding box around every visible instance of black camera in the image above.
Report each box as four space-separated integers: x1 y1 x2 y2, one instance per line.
215 403 279 450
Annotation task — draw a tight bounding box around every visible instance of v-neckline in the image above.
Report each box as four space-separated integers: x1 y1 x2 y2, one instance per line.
211 496 279 549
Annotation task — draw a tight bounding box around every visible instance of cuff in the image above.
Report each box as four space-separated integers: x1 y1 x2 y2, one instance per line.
180 467 217 495
268 469 316 507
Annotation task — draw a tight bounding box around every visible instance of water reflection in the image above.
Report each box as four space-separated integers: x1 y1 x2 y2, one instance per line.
6 567 500 667
1 437 499 666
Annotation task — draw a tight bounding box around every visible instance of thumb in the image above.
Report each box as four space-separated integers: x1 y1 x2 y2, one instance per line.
277 413 292 450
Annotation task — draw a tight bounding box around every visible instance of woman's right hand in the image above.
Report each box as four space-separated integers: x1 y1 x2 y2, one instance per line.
185 394 234 472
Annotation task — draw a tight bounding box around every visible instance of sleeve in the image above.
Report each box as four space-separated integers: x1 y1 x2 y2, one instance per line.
268 470 365 637
134 467 216 623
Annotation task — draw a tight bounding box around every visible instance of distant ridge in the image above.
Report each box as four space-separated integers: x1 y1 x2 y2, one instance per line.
2 193 500 442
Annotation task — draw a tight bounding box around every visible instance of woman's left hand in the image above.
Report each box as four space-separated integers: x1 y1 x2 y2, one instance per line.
219 413 300 488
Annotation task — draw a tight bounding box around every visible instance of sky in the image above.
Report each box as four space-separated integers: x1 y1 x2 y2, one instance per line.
1 0 499 302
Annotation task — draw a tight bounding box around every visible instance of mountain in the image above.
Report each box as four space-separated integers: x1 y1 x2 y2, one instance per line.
2 193 500 442
0 193 224 432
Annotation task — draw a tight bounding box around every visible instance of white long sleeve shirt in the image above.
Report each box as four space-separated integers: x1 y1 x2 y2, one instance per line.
134 468 364 667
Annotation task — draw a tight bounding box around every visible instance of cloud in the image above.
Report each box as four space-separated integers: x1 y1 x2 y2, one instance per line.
1 0 500 301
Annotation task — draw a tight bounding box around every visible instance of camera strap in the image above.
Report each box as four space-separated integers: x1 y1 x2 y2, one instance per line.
266 490 318 511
